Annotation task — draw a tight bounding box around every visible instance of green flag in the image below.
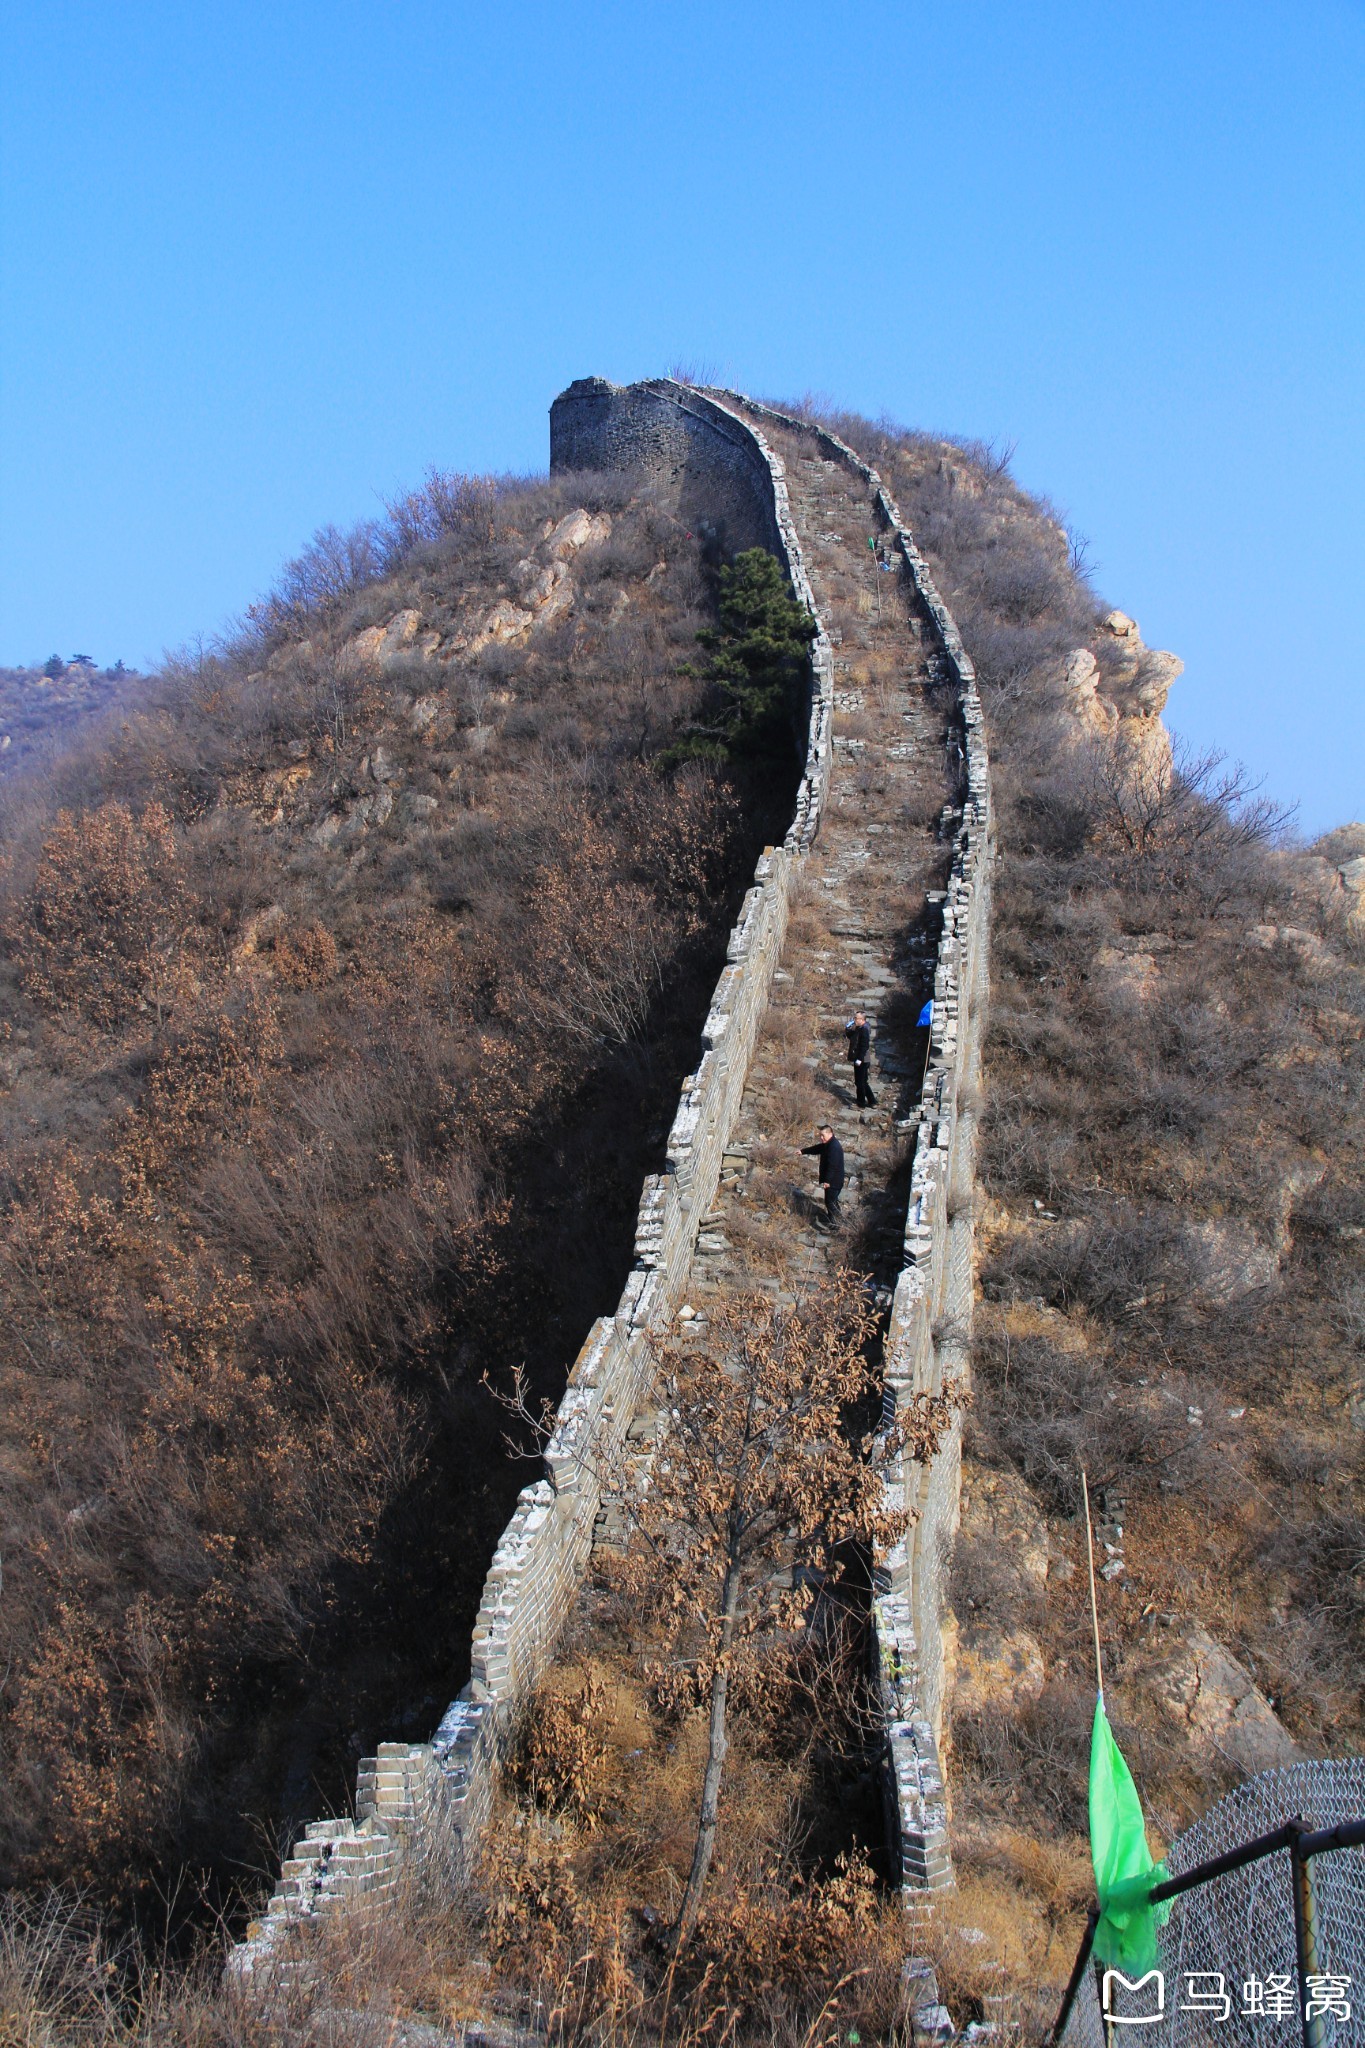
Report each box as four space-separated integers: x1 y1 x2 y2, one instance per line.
1089 1698 1170 1973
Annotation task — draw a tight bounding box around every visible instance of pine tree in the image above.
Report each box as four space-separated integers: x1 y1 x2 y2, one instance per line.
662 548 816 769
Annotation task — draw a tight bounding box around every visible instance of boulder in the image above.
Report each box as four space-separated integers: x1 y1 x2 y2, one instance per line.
1269 1157 1328 1260
958 1465 1052 1591
379 609 421 652
536 577 577 627
1185 1216 1278 1303
543 508 612 559
1096 610 1182 731
952 1622 1046 1718
0 1042 35 1091
232 903 285 964
345 609 435 673
1101 609 1144 679
1061 624 1179 778
1150 1626 1298 1776
1311 822 1365 866
517 559 569 606
256 760 311 823
1093 942 1159 1005
1133 648 1183 718
1247 924 1331 971
338 786 394 838
1062 648 1118 741
468 600 534 654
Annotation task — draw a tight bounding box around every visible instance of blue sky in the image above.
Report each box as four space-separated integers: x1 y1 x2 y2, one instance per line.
2 0 1361 833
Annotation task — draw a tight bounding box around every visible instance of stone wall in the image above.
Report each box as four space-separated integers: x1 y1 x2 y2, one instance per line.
230 384 992 1976
230 383 835 1981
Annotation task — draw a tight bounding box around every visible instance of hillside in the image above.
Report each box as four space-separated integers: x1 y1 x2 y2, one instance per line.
0 469 796 1898
378 401 1365 2041
2 388 1362 2048
836 412 1365 2005
0 660 141 782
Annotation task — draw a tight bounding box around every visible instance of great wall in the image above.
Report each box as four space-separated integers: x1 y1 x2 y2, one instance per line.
232 379 994 1976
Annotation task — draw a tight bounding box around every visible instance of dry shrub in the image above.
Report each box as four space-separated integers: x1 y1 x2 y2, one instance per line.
478 1812 913 2047
271 921 338 988
511 1674 610 1820
0 472 778 1896
13 799 185 1026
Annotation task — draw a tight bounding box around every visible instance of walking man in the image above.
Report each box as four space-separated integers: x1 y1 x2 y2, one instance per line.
801 1124 846 1228
846 1010 877 1108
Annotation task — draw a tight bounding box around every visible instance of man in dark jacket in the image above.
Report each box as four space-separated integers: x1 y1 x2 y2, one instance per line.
845 1010 877 1108
801 1125 845 1227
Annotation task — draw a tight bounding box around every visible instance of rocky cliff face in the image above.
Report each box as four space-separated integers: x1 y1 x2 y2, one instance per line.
1060 607 1182 773
1307 820 1365 929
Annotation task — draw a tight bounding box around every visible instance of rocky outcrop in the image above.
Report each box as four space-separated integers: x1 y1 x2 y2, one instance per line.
959 1466 1052 1593
1310 825 1365 927
1183 1216 1279 1304
947 1468 1050 1719
1061 610 1182 776
1342 857 1365 921
338 507 614 678
1099 609 1183 720
1091 938 1163 1005
951 1624 1046 1718
1148 1626 1299 1777
1061 647 1118 742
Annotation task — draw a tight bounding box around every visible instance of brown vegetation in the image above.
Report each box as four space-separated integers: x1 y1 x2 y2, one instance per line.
0 469 794 1904
591 1276 947 1948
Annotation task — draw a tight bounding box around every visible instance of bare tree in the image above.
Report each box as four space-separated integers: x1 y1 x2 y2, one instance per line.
615 1274 957 1949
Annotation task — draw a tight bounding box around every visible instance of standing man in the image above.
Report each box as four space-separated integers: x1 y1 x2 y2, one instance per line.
801 1124 846 1228
845 1010 877 1109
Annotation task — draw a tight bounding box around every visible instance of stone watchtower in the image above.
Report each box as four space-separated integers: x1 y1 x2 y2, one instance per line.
549 376 782 556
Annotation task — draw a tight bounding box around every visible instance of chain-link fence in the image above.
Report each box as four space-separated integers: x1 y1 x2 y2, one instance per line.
1057 1760 1365 2045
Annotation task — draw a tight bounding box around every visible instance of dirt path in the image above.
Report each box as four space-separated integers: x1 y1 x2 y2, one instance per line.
599 414 957 1537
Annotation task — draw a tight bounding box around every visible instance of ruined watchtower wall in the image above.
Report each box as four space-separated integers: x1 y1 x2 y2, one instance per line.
550 376 783 557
